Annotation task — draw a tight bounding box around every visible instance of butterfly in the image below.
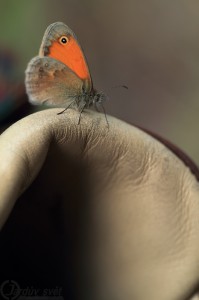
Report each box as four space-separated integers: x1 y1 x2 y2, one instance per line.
25 22 108 125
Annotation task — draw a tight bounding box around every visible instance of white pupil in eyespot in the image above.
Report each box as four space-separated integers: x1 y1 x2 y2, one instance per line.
61 37 67 43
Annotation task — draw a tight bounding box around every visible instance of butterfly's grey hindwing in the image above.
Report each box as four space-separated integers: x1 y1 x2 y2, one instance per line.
25 56 84 107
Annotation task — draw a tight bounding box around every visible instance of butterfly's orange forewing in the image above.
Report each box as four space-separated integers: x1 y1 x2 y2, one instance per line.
48 36 90 80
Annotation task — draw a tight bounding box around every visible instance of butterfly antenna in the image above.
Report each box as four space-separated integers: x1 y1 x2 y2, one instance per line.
57 100 76 115
112 85 128 90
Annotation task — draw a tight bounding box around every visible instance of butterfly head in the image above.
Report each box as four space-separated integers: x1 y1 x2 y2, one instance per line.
96 92 107 103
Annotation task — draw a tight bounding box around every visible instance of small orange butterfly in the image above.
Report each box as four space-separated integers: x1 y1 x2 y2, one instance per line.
25 22 108 125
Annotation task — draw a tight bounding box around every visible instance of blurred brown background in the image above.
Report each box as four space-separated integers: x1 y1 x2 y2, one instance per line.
1 0 199 164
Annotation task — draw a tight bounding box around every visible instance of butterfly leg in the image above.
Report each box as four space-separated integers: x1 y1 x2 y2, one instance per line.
94 101 100 112
78 102 87 125
100 102 109 128
94 101 109 128
57 100 76 115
